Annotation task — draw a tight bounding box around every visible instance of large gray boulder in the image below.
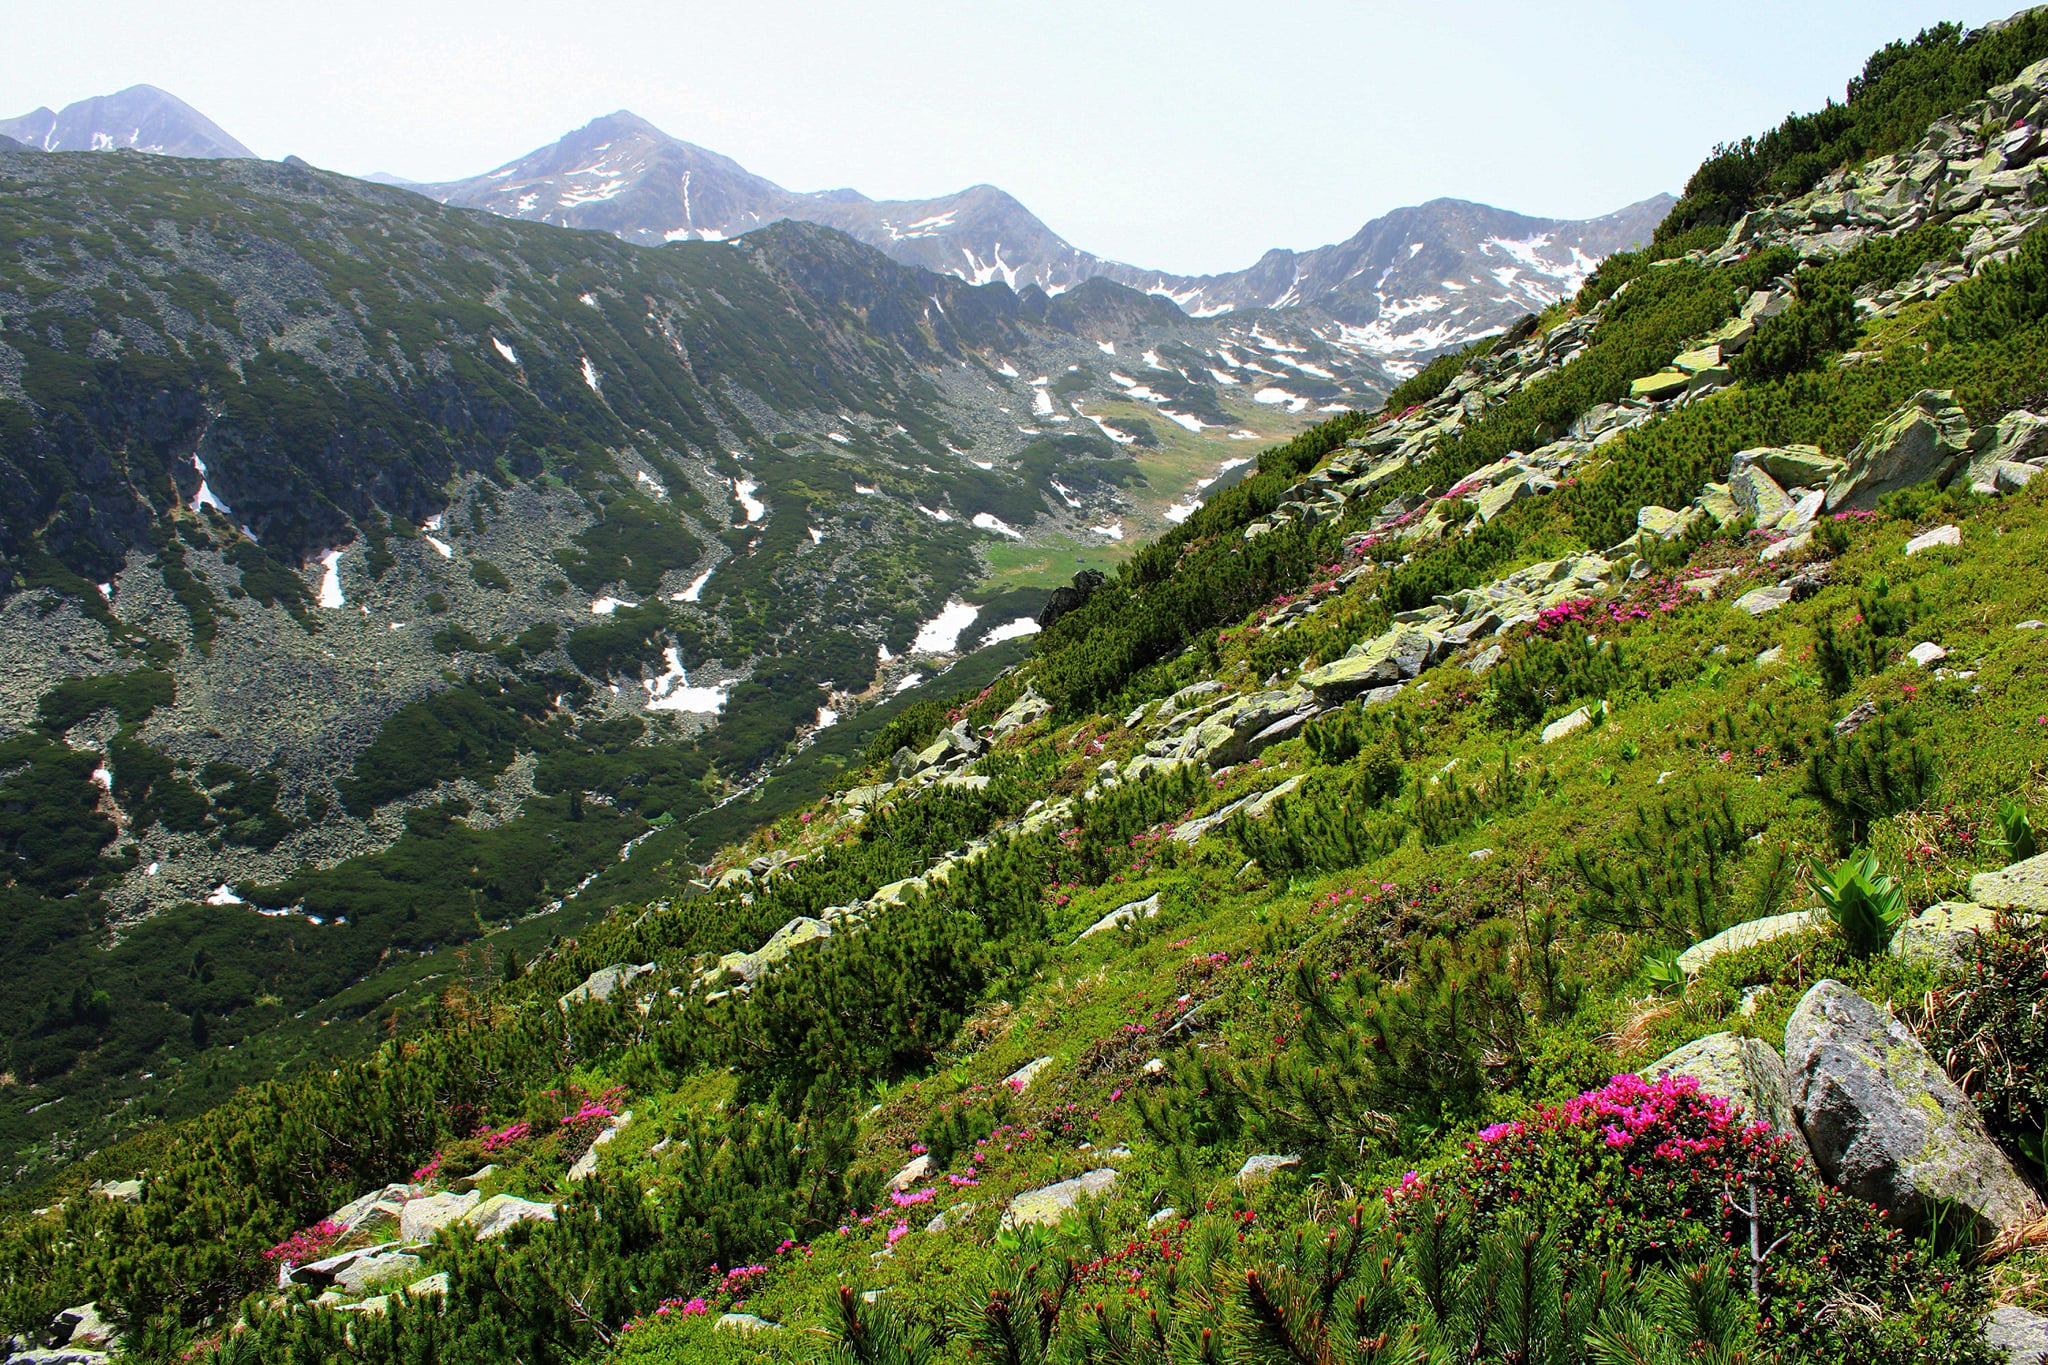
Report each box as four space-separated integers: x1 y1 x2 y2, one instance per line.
1003 1169 1120 1228
1984 1305 2048 1365
464 1194 558 1240
1889 901 2001 967
1785 980 2043 1244
1824 390 1973 512
1969 852 2048 914
397 1190 478 1242
1299 628 1440 702
1965 409 2048 495
1641 1033 1807 1159
558 962 654 1009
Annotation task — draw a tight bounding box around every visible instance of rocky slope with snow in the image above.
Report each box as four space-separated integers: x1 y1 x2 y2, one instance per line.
0 84 255 159
421 111 1667 369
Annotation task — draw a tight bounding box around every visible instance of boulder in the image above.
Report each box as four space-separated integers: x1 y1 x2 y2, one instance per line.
332 1249 423 1296
324 1184 417 1235
1969 851 2048 913
1735 585 1793 616
1824 390 1973 512
567 1114 630 1183
1540 707 1593 744
1734 444 1843 488
1636 504 1701 539
464 1194 558 1240
48 1304 116 1351
403 1272 451 1301
1630 370 1689 401
1730 464 1797 527
1003 1169 1120 1228
1890 901 2001 966
706 916 831 984
1904 524 1961 556
558 962 654 1009
887 1155 934 1192
1965 409 2048 494
1036 568 1105 631
1676 910 1821 975
1907 641 1948 667
1673 345 1723 374
88 1180 140 1204
1004 1056 1055 1093
1785 980 2044 1244
294 1242 401 1287
1078 893 1161 942
716 1313 783 1334
1640 1034 1806 1158
397 1190 478 1242
925 1202 977 1233
991 688 1052 738
1236 1154 1302 1184
1299 628 1441 702
1983 1305 2048 1365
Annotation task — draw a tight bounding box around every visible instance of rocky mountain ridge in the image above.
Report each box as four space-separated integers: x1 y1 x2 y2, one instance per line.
421 110 1671 369
0 84 254 159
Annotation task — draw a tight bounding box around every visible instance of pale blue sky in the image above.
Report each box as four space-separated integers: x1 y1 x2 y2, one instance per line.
0 1 2020 273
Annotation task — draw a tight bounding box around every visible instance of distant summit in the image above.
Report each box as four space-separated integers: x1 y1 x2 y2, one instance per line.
0 84 255 159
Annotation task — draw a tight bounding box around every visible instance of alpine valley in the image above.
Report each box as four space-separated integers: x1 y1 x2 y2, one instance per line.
1 10 2047 1365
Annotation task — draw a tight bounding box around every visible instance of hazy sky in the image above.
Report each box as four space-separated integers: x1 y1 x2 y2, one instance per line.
0 1 2020 274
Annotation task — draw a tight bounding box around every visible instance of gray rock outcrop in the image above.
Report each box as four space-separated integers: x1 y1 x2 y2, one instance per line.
1824 391 1973 512
1003 1168 1120 1228
1785 980 2043 1244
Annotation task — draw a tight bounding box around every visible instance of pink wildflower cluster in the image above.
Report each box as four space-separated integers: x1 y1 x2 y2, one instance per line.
264 1218 346 1266
889 1186 935 1206
1474 1072 1776 1164
477 1120 531 1154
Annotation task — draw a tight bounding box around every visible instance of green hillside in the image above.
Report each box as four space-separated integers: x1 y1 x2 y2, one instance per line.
4 12 2048 1365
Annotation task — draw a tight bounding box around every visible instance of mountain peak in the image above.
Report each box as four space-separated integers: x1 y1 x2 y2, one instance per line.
0 85 254 159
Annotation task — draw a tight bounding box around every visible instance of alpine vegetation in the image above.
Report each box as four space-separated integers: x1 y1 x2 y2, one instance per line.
2 10 2048 1365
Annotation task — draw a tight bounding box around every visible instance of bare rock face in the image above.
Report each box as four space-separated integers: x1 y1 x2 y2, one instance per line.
1784 980 2043 1245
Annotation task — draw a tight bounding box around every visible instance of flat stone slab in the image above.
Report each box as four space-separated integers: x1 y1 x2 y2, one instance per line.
1890 901 2000 966
1003 1169 1120 1228
1677 910 1820 975
1904 524 1961 555
1078 893 1161 942
1540 707 1592 744
1969 851 2048 913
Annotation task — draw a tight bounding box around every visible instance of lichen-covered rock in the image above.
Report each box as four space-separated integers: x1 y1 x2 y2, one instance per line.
1300 628 1441 701
1676 910 1820 975
558 962 653 1009
1785 979 2043 1244
1890 901 2001 966
1640 1033 1807 1160
464 1194 558 1240
1969 851 2048 913
1824 390 1973 511
397 1190 478 1242
1003 1168 1119 1228
1983 1304 2048 1365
